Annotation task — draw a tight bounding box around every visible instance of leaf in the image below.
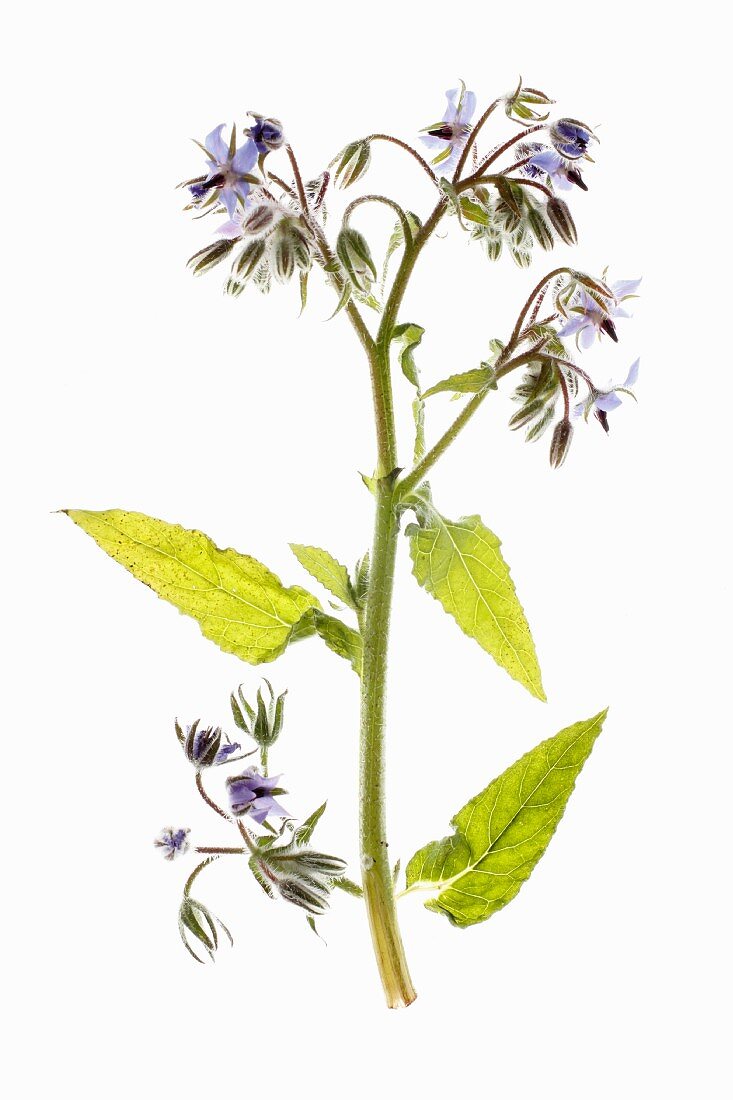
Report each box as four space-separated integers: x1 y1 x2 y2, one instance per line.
406 508 545 700
294 802 327 845
310 610 362 675
65 509 319 665
391 322 426 462
289 544 357 610
423 366 496 399
405 710 606 926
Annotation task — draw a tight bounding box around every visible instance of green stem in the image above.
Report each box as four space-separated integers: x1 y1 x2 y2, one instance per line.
359 471 416 1008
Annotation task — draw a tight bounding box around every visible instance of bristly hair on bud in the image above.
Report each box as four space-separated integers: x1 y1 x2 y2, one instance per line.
550 418 573 468
231 679 287 752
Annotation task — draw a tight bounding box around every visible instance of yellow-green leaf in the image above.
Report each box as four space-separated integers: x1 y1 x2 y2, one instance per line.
301 609 362 674
407 509 545 700
289 544 357 610
65 509 319 664
405 710 606 926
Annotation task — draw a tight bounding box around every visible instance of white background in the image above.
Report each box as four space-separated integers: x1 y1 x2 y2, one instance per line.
3 2 730 1097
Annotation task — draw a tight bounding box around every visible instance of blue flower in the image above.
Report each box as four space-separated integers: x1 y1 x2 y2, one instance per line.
420 83 477 173
575 359 640 433
226 767 290 825
549 118 595 160
190 124 258 217
559 278 642 349
154 827 190 861
522 145 588 191
246 113 285 154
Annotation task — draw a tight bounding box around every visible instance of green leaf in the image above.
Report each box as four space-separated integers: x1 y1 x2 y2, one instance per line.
391 322 426 462
405 710 606 926
333 876 364 897
406 508 545 700
65 509 319 665
423 366 496 399
310 610 362 675
294 802 327 845
289 544 357 610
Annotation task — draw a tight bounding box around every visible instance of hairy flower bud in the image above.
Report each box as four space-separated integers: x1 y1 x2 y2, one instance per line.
187 237 236 276
230 680 286 751
246 113 285 153
549 118 595 160
276 877 331 915
335 140 372 188
547 197 578 245
549 418 573 468
175 718 240 768
240 203 279 237
234 238 268 280
178 895 233 963
336 227 377 294
505 79 554 123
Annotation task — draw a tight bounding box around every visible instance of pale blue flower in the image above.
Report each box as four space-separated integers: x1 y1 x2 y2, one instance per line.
420 84 477 173
190 124 258 217
559 278 642 349
575 358 640 432
226 767 290 825
154 827 190 861
524 146 588 191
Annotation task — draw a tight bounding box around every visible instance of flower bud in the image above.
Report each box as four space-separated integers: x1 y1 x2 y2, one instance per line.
336 227 377 294
186 237 236 276
240 203 279 237
549 118 595 160
335 140 372 188
547 197 577 245
276 877 331 915
176 718 240 769
526 204 555 251
246 113 285 153
233 237 268 280
271 222 295 283
549 418 573 468
178 895 233 963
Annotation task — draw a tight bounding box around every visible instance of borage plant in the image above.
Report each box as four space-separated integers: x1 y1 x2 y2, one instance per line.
65 80 640 1008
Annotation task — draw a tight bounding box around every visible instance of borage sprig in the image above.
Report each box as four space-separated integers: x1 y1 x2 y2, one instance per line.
66 79 640 1008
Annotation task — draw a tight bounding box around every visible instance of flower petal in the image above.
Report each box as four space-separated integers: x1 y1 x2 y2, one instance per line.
595 391 623 413
624 357 640 387
232 139 257 174
459 90 477 125
611 277 642 299
204 124 228 165
579 324 597 350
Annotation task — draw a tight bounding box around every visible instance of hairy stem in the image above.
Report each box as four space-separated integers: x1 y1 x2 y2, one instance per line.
360 472 416 1008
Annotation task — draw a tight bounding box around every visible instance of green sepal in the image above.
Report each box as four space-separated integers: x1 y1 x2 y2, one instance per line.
294 802 327 845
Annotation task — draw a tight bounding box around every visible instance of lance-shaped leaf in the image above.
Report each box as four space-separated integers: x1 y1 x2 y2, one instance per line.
289 544 358 610
423 365 497 399
405 710 606 926
406 508 545 700
65 509 319 664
